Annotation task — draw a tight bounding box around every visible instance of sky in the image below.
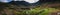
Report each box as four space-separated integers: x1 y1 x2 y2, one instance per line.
0 0 12 3
0 0 39 3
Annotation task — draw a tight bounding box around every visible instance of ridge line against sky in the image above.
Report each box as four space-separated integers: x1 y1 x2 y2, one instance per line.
0 0 39 3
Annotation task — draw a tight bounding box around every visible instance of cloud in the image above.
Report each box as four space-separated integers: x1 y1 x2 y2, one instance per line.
24 0 39 3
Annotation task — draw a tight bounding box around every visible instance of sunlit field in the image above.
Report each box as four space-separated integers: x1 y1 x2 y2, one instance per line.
0 2 60 15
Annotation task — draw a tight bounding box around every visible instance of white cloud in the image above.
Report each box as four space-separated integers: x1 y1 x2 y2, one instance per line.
24 0 39 3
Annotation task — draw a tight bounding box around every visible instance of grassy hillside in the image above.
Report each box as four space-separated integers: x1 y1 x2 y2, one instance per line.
0 2 60 15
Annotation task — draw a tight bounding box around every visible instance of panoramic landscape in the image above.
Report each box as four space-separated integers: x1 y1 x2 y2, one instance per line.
0 0 60 15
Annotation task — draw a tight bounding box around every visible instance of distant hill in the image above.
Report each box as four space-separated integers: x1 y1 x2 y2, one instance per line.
0 0 60 7
8 1 41 6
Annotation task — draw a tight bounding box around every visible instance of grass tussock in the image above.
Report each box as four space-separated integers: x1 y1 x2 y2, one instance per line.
15 3 59 15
